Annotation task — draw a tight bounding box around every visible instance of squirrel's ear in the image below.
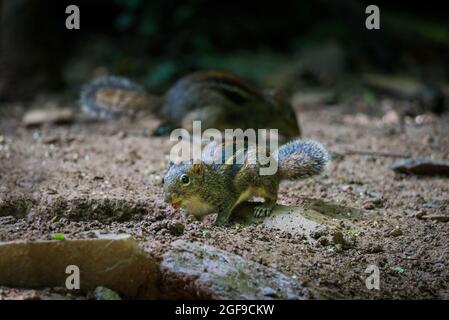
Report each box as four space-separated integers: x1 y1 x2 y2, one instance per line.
192 163 202 174
168 161 174 168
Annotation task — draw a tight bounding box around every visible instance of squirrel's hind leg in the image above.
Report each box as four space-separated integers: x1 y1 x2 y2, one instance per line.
254 196 277 218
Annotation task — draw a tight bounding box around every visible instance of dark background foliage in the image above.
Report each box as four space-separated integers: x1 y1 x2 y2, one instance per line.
0 0 448 100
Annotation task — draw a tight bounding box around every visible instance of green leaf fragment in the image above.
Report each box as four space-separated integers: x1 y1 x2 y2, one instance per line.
392 266 405 274
52 233 66 241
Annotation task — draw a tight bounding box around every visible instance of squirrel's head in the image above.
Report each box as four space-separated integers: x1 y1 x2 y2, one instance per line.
266 89 301 139
163 160 204 209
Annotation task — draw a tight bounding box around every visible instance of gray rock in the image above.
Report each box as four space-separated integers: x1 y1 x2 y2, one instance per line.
389 227 403 237
390 158 449 176
422 214 449 223
232 199 362 241
159 240 312 300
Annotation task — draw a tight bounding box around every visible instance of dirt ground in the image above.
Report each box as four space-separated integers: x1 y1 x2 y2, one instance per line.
0 95 448 299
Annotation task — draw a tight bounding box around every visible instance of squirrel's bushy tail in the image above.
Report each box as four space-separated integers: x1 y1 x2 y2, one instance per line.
273 139 330 180
80 75 154 119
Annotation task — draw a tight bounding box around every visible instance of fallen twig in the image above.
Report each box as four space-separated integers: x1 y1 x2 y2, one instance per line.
390 159 449 176
341 149 410 158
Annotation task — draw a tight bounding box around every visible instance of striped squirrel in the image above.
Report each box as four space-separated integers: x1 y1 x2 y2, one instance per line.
163 139 329 226
80 70 301 140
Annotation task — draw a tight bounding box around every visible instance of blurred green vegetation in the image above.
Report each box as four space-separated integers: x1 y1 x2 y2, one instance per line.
3 0 447 102
69 0 449 91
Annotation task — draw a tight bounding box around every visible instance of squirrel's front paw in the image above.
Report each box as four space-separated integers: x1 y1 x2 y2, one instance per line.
180 209 189 222
254 206 273 218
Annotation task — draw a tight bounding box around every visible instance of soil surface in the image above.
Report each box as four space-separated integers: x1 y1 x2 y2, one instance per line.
1 95 448 299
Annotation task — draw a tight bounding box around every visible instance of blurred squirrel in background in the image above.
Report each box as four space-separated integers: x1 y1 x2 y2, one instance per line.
81 70 329 226
80 70 301 140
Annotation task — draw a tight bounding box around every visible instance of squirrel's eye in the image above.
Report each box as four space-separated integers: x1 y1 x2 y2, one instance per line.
180 174 190 185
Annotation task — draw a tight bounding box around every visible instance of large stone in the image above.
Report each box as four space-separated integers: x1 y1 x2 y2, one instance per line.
0 233 159 298
0 234 326 299
233 199 362 239
159 240 311 300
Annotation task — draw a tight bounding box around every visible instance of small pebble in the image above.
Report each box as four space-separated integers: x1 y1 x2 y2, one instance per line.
389 226 403 237
93 286 121 300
